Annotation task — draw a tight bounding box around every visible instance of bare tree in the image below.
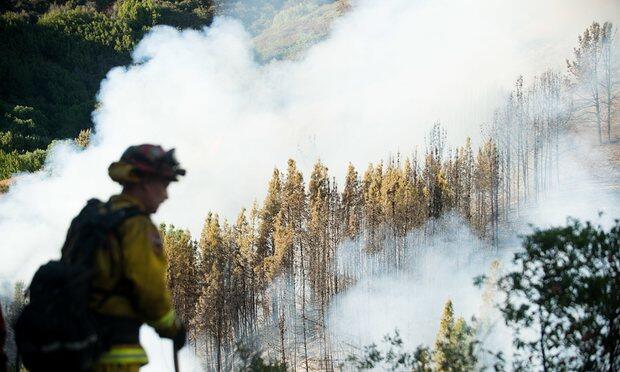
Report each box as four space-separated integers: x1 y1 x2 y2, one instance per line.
601 22 618 141
568 22 605 143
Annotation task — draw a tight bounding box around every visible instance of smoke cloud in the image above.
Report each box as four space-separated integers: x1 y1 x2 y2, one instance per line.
1 0 619 370
328 215 512 351
326 131 620 366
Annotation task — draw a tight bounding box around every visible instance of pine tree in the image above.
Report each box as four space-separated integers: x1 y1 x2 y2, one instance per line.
233 208 257 335
74 128 91 148
308 160 330 298
161 224 199 327
567 22 605 143
434 299 455 370
362 162 383 252
433 300 476 372
341 163 362 239
473 139 500 241
281 159 306 275
445 148 460 214
460 139 474 222
381 159 400 236
600 22 617 141
424 123 448 221
268 210 294 365
396 158 417 233
327 176 341 297
281 159 307 370
256 168 282 285
409 152 429 228
195 214 228 371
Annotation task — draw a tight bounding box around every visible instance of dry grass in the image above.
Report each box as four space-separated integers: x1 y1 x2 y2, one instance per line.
0 177 13 194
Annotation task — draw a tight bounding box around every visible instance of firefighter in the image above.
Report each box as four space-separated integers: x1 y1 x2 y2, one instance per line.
61 144 187 372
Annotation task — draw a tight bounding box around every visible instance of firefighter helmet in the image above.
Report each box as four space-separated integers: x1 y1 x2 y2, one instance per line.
108 144 186 184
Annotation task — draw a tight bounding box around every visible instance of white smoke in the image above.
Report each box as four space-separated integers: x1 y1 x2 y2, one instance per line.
326 201 619 369
2 0 619 280
140 327 204 372
326 133 620 367
520 132 620 228
1 0 619 370
327 215 515 366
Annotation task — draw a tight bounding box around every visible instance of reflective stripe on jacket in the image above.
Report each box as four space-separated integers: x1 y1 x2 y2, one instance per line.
97 345 148 365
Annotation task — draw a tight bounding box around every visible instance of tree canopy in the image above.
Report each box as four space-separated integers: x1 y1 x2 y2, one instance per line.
0 0 214 177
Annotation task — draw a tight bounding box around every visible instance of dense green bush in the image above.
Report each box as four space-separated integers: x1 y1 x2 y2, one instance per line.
0 8 131 149
0 149 47 179
474 218 620 371
115 0 161 38
0 104 50 152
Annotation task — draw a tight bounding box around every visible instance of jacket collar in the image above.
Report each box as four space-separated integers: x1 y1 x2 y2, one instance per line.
109 193 148 214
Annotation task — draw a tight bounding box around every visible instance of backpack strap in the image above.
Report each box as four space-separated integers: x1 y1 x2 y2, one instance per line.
93 202 146 307
100 202 144 231
64 199 104 265
65 199 145 266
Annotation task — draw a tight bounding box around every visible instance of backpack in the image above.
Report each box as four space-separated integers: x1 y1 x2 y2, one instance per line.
15 198 143 371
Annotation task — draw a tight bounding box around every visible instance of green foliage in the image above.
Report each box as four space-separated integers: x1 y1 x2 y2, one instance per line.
39 6 134 52
115 0 160 37
0 0 214 178
0 7 132 156
0 149 47 179
345 330 433 371
484 218 620 371
224 0 347 60
433 300 478 372
157 0 214 30
160 224 200 324
0 104 50 153
346 303 478 371
0 1 214 176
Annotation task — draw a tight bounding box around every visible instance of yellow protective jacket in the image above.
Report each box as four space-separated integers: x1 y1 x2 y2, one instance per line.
61 194 179 365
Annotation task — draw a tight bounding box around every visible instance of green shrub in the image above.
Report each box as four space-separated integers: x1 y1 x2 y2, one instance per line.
0 149 47 179
477 218 620 371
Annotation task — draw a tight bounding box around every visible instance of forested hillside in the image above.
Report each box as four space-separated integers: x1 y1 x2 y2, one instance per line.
153 19 618 367
0 0 349 182
0 0 216 179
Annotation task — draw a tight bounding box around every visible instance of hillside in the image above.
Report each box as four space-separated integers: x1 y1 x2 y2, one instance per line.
0 0 349 186
0 0 215 153
251 0 349 60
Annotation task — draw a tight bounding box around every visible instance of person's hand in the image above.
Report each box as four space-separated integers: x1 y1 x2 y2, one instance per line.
173 324 187 351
